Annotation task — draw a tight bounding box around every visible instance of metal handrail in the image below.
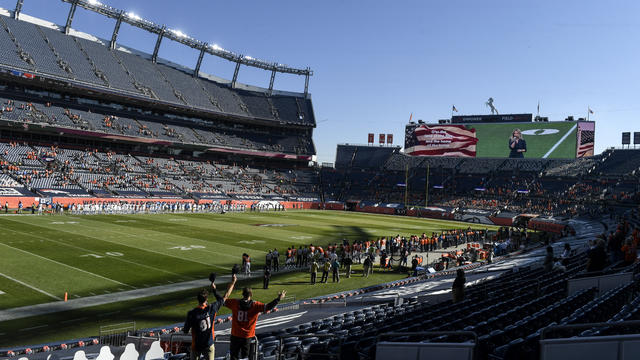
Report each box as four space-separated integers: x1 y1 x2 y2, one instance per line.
376 331 478 344
541 320 640 340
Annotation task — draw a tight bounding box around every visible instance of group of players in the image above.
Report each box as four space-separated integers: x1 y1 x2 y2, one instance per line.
62 201 246 215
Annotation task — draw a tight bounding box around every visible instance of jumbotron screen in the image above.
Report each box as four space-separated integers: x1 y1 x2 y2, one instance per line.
404 121 594 159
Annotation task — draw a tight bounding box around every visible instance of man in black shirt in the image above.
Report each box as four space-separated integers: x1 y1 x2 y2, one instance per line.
183 274 237 360
263 266 271 289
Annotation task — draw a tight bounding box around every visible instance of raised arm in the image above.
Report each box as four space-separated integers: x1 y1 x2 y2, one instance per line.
265 290 286 312
223 274 237 301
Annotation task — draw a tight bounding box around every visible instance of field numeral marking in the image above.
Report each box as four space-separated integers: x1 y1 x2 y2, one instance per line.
238 240 265 244
81 252 124 258
169 245 206 251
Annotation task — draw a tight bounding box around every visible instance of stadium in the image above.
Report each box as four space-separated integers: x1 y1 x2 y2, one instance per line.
0 1 640 359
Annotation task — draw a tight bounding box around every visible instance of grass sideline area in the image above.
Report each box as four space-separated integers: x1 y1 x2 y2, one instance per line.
0 210 499 346
0 265 406 346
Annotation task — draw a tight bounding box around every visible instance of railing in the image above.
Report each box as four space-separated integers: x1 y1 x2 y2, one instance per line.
376 331 477 360
540 321 640 360
276 295 299 311
98 321 136 346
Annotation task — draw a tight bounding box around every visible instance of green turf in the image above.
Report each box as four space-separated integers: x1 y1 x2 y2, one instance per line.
0 210 499 346
0 265 405 346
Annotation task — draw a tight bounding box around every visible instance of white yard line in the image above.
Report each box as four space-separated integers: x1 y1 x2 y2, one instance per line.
0 269 291 322
19 325 48 332
0 242 132 288
0 272 62 301
65 221 231 269
543 124 577 158
1 225 186 277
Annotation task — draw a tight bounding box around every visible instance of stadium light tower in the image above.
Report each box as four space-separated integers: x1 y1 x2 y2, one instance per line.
151 26 166 63
109 11 123 49
194 43 207 77
304 67 311 95
13 0 23 19
57 0 313 93
63 0 78 35
232 61 242 88
268 69 277 95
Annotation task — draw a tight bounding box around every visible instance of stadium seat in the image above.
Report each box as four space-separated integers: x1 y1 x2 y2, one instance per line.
95 346 114 360
143 341 164 360
119 344 138 360
72 351 89 360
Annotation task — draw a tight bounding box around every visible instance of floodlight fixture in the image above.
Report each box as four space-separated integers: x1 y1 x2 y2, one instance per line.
59 0 313 91
126 12 141 20
170 29 186 38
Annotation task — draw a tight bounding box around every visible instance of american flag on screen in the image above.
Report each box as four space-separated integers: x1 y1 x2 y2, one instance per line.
577 122 595 158
405 125 478 157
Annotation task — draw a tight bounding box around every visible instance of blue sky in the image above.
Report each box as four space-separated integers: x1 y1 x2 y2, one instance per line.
6 0 640 163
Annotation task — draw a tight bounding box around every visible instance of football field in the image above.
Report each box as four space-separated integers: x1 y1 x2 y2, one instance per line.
0 210 498 346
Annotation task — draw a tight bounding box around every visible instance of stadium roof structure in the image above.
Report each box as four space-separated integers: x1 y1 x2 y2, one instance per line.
11 0 313 94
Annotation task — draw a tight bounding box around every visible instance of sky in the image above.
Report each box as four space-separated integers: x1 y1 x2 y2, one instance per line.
4 0 640 163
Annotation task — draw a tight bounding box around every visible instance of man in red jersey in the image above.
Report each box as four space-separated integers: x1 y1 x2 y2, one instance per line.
225 288 286 360
183 274 237 360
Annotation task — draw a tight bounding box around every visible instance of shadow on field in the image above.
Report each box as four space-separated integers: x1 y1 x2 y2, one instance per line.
331 225 372 243
273 281 310 285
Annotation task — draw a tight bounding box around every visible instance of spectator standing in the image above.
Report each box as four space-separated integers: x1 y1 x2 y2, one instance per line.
363 256 371 278
586 240 607 272
183 275 237 360
225 288 286 360
411 256 419 277
561 243 571 258
242 253 251 277
321 260 331 283
380 251 387 270
310 259 318 284
331 258 340 283
622 238 637 265
543 246 555 272
272 249 279 271
452 269 465 303
296 246 303 267
263 266 271 289
343 256 353 278
302 246 309 267
265 251 272 271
